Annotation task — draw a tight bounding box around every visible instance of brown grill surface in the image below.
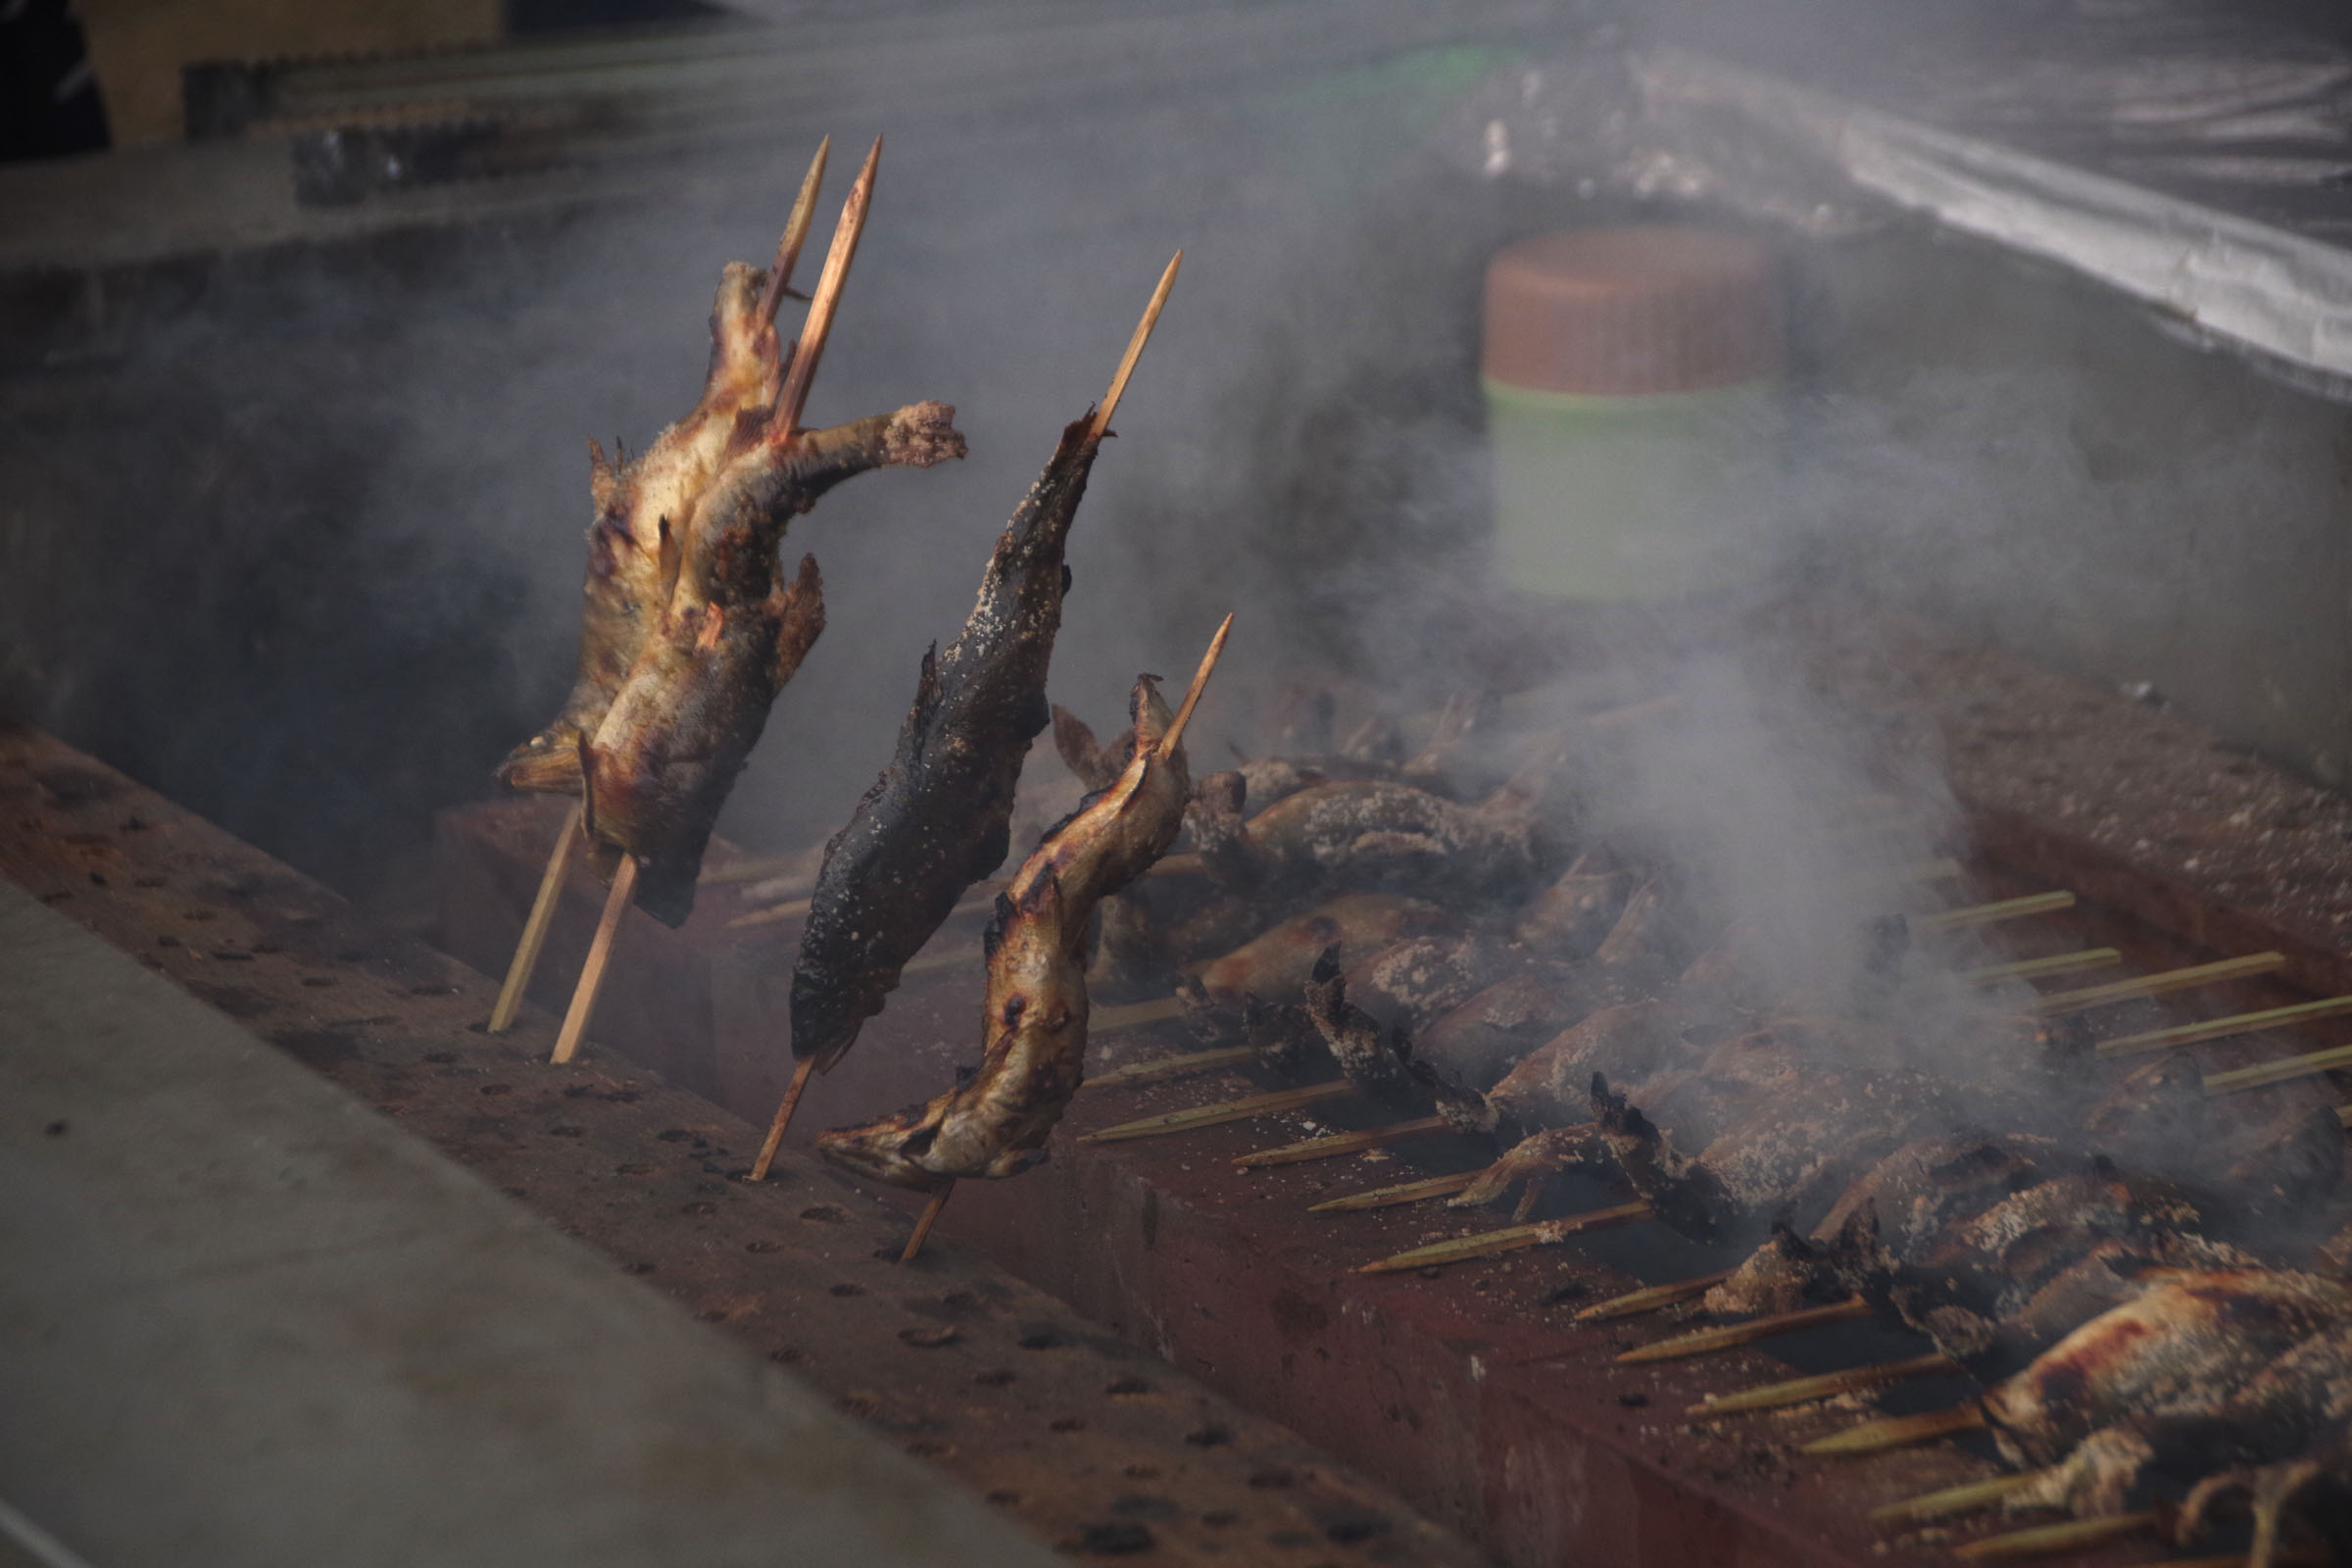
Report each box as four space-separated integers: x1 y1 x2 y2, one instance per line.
0 718 1495 1568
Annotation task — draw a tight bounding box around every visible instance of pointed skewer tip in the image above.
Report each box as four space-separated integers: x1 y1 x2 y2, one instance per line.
551 853 638 1065
1307 1170 1478 1213
1948 1511 2155 1562
1089 250 1183 442
758 136 832 324
750 1056 819 1181
488 802 584 1034
901 1180 953 1263
769 134 883 443
1157 612 1234 760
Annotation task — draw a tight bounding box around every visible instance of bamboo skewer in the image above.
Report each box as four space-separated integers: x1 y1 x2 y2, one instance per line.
1089 252 1182 442
728 896 813 930
1950 1512 2155 1561
1585 691 1686 729
1159 612 1231 760
488 803 584 1034
1801 1401 1986 1455
1912 890 2073 931
1957 949 2119 986
1236 1116 1450 1169
1694 1351 1957 1419
1615 1298 1872 1364
1308 1171 1481 1212
552 855 638 1065
521 143 828 1035
900 1181 954 1263
753 137 829 324
749 1056 817 1182
1084 999 1197 1047
1355 1201 1652 1274
702 855 814 888
1076 890 2086 1099
1575 1272 1733 1322
769 136 879 440
1841 857 1963 888
2098 994 2352 1057
1869 1470 2043 1527
556 144 869 1074
2028 952 2286 1016
2206 1038 2352 1095
1077 1081 1356 1144
1078 1039 1243 1082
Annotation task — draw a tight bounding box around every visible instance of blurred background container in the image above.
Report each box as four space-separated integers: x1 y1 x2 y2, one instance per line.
1484 224 1782 600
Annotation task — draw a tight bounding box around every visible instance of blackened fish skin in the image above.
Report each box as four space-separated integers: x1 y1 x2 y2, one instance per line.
793 416 1102 1069
817 675 1195 1188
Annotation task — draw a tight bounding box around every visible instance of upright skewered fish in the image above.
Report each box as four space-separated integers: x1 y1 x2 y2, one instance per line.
819 626 1224 1188
499 148 830 794
581 405 965 923
791 416 1104 1066
792 259 1181 1073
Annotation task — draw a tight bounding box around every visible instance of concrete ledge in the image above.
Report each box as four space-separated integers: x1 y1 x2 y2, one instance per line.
0 877 1054 1568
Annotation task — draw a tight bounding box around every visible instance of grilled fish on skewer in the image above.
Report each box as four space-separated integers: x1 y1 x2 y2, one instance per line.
1398 880 1685 1101
796 434 1118 1064
2010 1322 2352 1566
579 406 966 924
1337 932 1527 1036
1592 1040 1972 1246
1185 869 1677 1104
1186 894 1456 1021
1299 947 1483 1124
1513 856 1639 956
1190 777 1553 908
1084 729 1582 999
2083 1052 2348 1220
820 651 1218 1189
1980 1268 2352 1469
819 870 1088 1190
500 149 829 794
1782 1161 2267 1384
1248 907 1717 1212
1701 1134 2060 1316
792 256 1181 1075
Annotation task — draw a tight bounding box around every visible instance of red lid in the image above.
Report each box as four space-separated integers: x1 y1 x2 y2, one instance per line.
1484 226 1781 396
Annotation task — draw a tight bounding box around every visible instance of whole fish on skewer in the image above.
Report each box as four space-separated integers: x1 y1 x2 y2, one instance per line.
580 404 965 923
499 144 833 796
819 623 1227 1192
2009 1319 2352 1565
789 257 1182 1077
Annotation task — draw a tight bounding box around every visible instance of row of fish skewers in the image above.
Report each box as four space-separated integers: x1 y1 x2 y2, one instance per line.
472 129 2352 1565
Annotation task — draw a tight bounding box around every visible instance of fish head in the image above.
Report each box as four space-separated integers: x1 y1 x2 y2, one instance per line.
1127 674 1172 755
495 727 584 793
816 1101 955 1193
